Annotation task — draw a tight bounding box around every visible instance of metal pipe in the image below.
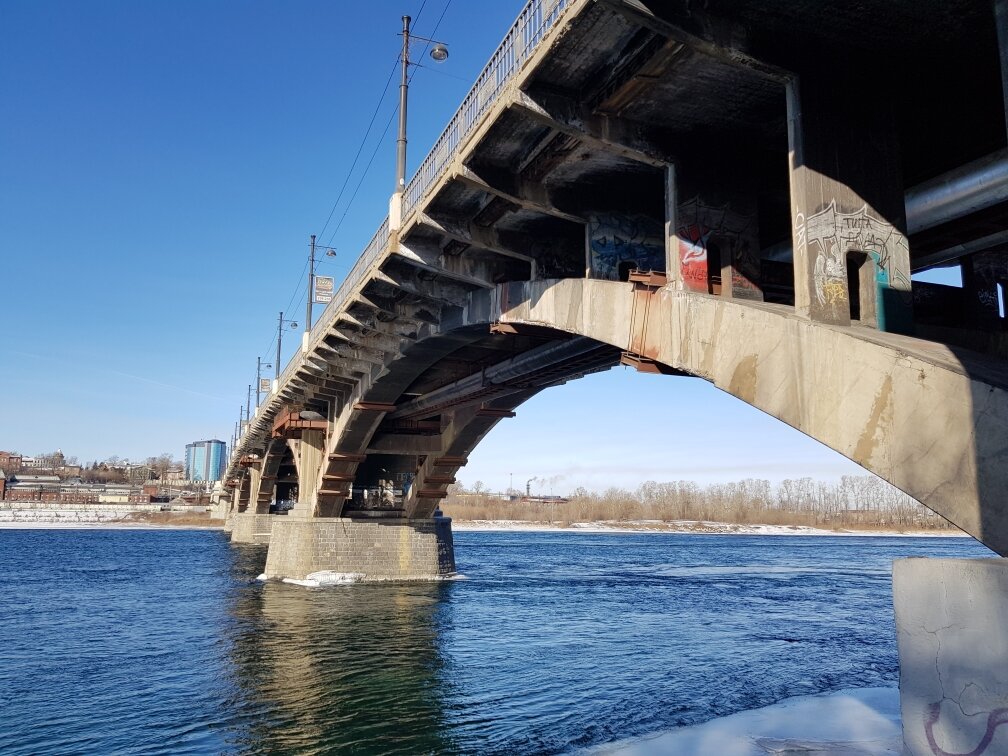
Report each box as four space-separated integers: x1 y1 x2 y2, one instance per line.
390 337 612 420
905 149 1008 235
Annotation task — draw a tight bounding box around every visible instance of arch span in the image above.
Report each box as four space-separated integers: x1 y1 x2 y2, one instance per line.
487 278 1008 554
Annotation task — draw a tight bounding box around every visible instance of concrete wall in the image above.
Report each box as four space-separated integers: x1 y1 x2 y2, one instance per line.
263 516 455 581
494 279 1008 555
894 558 1008 755
229 512 274 545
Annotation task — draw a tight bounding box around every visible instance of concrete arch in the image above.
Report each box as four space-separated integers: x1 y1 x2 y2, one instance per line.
263 276 1007 555
487 278 1008 554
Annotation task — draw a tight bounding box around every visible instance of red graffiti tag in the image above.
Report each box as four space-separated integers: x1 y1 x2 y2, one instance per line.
925 702 1008 756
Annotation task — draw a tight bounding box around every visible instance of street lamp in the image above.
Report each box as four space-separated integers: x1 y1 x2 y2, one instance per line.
393 16 449 205
256 357 273 407
275 311 298 381
305 235 338 334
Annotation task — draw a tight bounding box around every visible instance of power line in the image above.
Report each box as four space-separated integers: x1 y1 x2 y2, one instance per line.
321 0 454 250
315 0 431 243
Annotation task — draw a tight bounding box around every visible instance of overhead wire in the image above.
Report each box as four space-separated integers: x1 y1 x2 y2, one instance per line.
320 0 453 250
263 0 449 382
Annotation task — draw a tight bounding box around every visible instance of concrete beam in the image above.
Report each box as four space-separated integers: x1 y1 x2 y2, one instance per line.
597 0 791 83
393 240 496 290
370 269 472 309
410 220 537 275
367 433 444 455
509 90 669 168
453 163 584 225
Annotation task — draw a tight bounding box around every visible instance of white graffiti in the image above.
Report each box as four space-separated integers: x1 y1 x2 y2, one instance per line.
805 200 909 307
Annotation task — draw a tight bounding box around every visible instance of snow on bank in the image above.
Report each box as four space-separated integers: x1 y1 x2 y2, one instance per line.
453 519 968 538
589 687 902 755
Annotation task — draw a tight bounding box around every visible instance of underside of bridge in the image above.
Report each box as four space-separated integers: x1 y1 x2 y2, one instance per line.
223 0 1008 586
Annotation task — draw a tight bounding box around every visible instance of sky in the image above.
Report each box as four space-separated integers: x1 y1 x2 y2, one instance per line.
0 1 959 493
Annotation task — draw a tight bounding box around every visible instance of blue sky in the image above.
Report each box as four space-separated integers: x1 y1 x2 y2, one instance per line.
0 1 956 491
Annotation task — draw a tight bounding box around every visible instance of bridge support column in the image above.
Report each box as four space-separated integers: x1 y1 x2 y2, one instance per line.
229 512 274 545
894 558 1008 755
786 69 912 332
262 514 455 582
291 429 325 517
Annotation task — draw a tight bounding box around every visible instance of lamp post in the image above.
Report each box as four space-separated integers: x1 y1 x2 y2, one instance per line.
392 16 449 215
305 234 316 334
256 357 273 407
275 311 298 381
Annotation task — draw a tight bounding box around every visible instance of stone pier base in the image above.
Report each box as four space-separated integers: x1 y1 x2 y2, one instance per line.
229 512 274 545
263 515 455 581
894 557 1008 756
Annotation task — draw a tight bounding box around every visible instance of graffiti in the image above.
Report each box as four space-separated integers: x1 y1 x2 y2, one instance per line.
977 289 998 309
677 196 761 298
822 280 847 306
589 214 664 281
805 200 909 308
925 702 1008 756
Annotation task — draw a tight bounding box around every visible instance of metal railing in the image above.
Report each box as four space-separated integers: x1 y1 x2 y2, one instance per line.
237 0 572 463
403 0 568 218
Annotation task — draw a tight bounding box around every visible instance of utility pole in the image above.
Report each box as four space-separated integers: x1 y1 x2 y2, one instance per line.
306 234 316 333
276 311 283 381
396 15 410 196
246 384 252 423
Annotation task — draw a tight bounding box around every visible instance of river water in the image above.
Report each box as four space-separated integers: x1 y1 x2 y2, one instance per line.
0 528 990 754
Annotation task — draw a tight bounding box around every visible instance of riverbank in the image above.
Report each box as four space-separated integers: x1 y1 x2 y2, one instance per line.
453 519 968 537
0 513 966 537
0 510 223 530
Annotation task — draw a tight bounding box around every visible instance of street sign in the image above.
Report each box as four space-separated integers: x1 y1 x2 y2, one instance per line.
259 378 272 393
314 276 335 304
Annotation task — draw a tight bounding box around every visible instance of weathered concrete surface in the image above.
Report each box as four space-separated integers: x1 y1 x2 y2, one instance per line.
263 515 455 581
496 278 1008 555
894 558 1008 756
229 512 273 545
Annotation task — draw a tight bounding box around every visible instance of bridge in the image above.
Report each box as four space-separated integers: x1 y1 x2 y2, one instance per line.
222 0 1008 561
218 2 1008 746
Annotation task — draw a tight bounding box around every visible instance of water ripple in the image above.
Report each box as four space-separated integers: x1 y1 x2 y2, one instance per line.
0 529 990 754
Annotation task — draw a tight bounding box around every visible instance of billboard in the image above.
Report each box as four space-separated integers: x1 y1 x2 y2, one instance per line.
259 378 272 393
314 276 334 304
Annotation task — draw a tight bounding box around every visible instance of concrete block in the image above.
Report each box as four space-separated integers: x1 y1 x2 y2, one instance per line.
894 557 1008 755
263 515 455 581
229 512 274 545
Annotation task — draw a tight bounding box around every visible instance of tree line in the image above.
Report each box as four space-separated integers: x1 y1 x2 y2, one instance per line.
440 475 955 531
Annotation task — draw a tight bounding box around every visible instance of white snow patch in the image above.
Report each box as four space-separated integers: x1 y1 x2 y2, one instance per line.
451 519 968 538
255 573 268 581
282 571 366 587
588 687 902 755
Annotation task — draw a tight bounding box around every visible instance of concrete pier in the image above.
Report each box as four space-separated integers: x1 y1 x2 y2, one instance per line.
894 558 1008 755
262 515 455 582
229 512 273 545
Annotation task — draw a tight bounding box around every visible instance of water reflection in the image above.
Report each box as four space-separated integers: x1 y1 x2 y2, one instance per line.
223 546 457 755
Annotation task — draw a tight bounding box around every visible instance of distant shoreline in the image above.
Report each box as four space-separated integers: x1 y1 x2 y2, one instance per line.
451 519 970 538
0 517 969 538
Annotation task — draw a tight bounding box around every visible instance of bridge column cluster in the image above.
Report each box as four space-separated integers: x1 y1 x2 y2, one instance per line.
786 68 913 332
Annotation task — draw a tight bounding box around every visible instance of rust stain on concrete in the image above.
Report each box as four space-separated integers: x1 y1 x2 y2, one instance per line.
728 355 758 405
853 374 893 466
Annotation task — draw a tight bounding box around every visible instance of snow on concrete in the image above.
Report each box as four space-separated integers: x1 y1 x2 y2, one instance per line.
589 687 902 755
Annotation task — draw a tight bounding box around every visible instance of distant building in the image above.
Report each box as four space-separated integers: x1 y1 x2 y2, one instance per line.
0 451 23 473
184 440 227 482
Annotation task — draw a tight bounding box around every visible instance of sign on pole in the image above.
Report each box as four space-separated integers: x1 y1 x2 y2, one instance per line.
259 378 272 393
314 276 335 304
